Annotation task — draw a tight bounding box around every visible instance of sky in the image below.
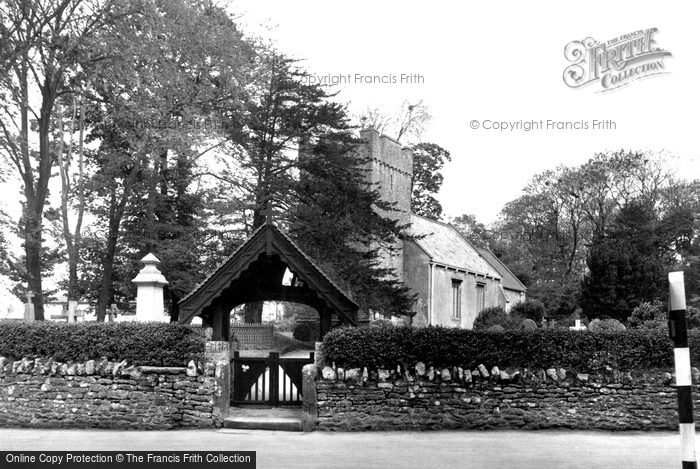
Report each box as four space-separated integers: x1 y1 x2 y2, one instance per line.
230 0 700 223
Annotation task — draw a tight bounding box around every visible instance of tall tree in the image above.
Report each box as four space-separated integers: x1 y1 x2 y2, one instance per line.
581 199 670 321
291 132 416 317
55 83 88 303
216 50 350 322
81 0 251 320
0 0 118 318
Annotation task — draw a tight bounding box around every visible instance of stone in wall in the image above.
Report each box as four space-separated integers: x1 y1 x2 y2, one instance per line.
313 363 685 432
0 356 224 430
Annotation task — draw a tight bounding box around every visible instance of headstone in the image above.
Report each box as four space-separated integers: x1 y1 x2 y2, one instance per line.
108 304 119 322
569 319 586 331
24 291 35 322
520 319 537 330
412 299 428 327
131 253 169 322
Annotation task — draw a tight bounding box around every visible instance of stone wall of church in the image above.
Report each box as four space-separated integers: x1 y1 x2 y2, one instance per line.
313 364 685 431
430 269 501 329
503 289 526 313
0 357 227 429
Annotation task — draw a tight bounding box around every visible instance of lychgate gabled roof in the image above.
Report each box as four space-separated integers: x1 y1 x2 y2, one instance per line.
178 222 358 325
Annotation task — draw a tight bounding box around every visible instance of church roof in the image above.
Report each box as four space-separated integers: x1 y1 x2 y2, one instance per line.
408 214 501 279
476 248 527 293
178 222 358 324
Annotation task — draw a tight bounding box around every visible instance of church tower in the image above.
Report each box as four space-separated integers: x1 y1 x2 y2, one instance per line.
358 128 413 224
358 128 414 318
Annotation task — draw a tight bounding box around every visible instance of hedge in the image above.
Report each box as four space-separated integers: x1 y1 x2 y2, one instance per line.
322 325 686 373
0 321 205 366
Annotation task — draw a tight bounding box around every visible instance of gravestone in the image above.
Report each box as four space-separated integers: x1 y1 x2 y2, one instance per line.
520 318 537 330
412 298 428 327
108 304 120 322
23 291 34 322
569 319 587 331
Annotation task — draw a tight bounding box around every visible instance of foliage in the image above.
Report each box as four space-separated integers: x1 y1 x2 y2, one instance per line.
510 299 546 324
628 301 664 329
81 0 252 320
492 151 698 321
270 315 297 333
581 199 671 321
292 322 318 342
588 319 626 332
0 0 117 318
0 321 204 366
410 142 451 220
688 306 700 330
322 325 683 372
472 307 522 330
451 214 490 250
290 132 417 316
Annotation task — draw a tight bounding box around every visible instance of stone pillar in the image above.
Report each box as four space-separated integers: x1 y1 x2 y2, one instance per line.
205 341 231 420
301 364 318 432
132 253 169 322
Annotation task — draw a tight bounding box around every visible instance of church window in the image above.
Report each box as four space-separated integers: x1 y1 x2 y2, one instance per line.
476 282 486 313
451 279 462 319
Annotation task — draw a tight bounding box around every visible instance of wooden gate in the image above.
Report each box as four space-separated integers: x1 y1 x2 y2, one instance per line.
231 351 314 406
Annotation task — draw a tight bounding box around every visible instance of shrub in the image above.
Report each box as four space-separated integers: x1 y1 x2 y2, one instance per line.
588 318 626 332
473 307 522 330
687 306 700 330
0 321 204 366
628 301 663 329
369 318 394 327
270 315 297 333
511 299 546 324
322 325 681 372
293 322 320 342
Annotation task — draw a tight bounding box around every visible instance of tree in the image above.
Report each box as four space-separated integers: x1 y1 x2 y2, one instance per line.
290 131 416 317
80 0 251 320
451 213 490 248
0 0 119 318
410 142 451 219
495 150 685 320
357 100 431 143
216 50 351 322
581 199 669 321
55 84 89 303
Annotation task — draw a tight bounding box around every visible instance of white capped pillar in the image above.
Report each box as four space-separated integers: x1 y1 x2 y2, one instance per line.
132 253 169 322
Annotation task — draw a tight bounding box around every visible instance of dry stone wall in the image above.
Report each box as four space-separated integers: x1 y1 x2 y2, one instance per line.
315 363 694 431
0 356 225 429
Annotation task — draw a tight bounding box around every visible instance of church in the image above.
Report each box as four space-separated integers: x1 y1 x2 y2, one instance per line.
359 128 526 328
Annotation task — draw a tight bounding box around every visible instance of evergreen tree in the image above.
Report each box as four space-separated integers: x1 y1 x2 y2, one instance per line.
290 132 416 317
581 200 668 321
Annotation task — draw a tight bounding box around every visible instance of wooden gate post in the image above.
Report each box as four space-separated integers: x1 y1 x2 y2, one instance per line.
268 352 280 406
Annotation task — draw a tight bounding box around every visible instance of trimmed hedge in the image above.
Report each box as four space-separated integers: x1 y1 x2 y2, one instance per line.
0 321 205 366
322 325 685 372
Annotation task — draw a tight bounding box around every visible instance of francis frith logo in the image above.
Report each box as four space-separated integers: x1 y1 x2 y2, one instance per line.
563 28 672 92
